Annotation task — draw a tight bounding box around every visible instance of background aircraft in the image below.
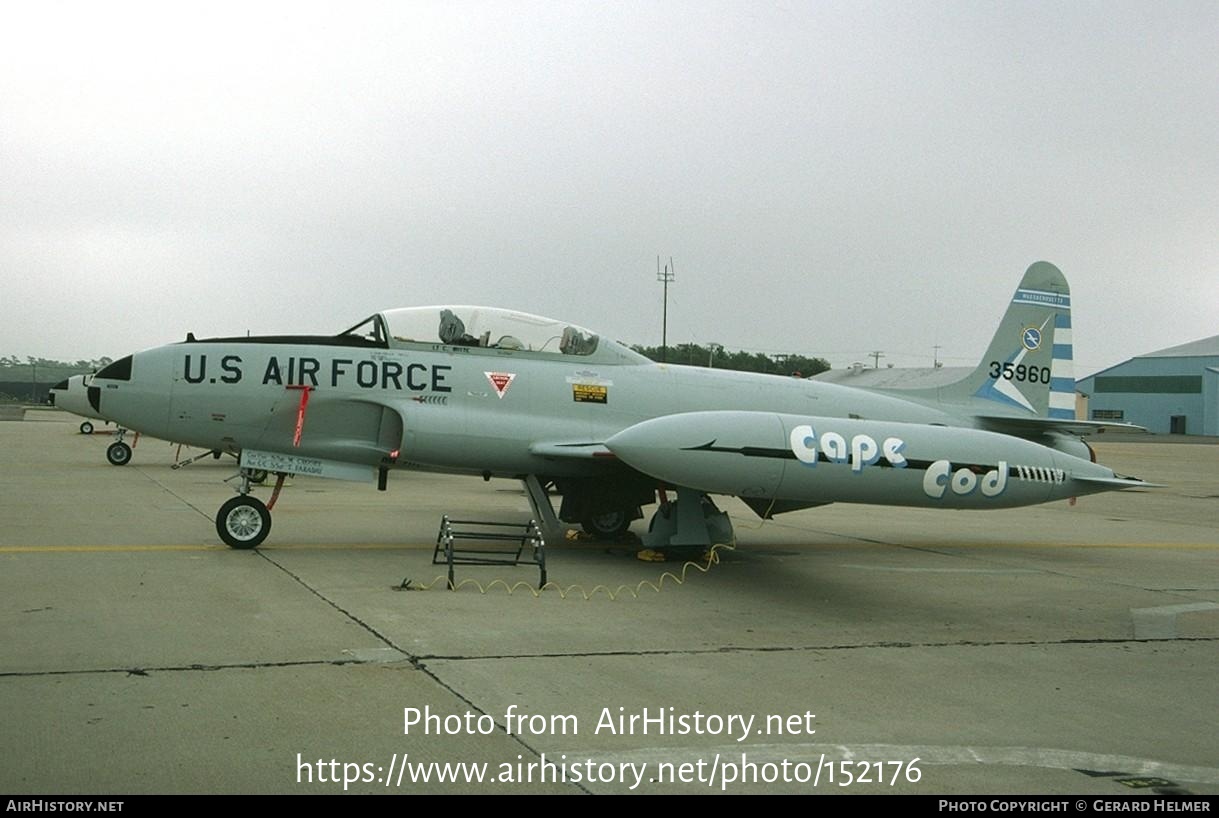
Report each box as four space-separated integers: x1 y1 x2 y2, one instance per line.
48 374 136 465
89 261 1152 550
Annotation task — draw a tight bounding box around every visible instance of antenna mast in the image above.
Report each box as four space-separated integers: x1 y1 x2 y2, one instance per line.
657 255 675 363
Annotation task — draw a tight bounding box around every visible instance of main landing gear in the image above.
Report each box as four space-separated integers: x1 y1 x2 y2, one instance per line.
642 487 734 553
581 509 633 539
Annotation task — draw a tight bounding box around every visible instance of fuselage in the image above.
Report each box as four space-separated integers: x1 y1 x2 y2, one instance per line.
90 308 1135 514
93 336 962 474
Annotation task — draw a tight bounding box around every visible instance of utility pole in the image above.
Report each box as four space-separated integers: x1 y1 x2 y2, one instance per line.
657 256 675 363
870 350 885 369
707 342 722 368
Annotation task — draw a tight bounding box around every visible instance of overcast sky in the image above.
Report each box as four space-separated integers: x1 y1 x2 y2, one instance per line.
2 0 1216 377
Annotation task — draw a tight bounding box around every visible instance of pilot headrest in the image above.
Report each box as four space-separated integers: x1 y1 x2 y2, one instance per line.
438 309 466 344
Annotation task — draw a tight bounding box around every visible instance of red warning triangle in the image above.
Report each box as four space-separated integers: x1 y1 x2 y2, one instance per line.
485 371 516 399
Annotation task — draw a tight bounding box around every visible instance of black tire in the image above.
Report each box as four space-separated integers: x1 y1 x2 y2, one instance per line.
106 441 132 466
581 510 632 540
216 496 271 549
80 421 94 435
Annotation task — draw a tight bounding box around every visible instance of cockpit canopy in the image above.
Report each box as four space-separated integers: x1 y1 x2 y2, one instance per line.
173 305 646 363
340 306 638 361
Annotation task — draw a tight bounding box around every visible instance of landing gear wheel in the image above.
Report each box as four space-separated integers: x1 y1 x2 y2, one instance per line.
216 496 271 549
106 441 132 466
80 421 94 435
581 510 632 540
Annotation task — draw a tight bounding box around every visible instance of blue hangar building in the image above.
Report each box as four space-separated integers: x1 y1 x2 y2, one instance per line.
1077 335 1219 436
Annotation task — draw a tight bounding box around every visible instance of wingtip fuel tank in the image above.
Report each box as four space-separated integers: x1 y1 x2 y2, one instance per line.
606 411 1152 511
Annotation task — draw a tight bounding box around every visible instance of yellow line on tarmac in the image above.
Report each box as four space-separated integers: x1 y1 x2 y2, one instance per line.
0 542 435 553
263 542 434 551
937 542 1219 549
0 544 223 553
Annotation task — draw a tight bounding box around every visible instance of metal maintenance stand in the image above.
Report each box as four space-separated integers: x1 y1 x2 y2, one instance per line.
431 516 547 590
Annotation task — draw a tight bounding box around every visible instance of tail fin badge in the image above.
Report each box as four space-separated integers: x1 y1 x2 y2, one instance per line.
1022 327 1043 350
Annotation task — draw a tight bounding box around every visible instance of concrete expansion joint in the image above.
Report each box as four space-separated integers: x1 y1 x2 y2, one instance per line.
0 657 383 679
253 549 422 665
411 634 1219 663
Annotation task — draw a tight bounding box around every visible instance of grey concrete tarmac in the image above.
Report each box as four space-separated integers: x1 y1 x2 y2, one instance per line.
1 410 1216 795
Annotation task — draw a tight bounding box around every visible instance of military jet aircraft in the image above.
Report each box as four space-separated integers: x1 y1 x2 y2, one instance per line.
89 261 1152 550
48 374 136 465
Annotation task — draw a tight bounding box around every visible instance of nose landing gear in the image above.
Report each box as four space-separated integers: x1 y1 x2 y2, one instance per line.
216 494 271 549
106 440 133 466
215 468 279 549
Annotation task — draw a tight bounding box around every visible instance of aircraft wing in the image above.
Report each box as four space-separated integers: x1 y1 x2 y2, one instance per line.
528 441 617 459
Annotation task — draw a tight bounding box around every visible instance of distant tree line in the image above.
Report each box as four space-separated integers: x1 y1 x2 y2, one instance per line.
0 355 113 373
0 356 113 402
630 343 830 377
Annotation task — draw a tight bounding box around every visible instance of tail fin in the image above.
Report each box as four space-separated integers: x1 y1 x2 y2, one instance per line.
938 261 1075 419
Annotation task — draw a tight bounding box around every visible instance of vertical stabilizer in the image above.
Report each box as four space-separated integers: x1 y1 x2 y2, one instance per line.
938 261 1075 418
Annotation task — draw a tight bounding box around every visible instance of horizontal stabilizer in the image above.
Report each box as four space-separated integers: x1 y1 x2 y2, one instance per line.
974 414 1149 437
1071 474 1163 490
